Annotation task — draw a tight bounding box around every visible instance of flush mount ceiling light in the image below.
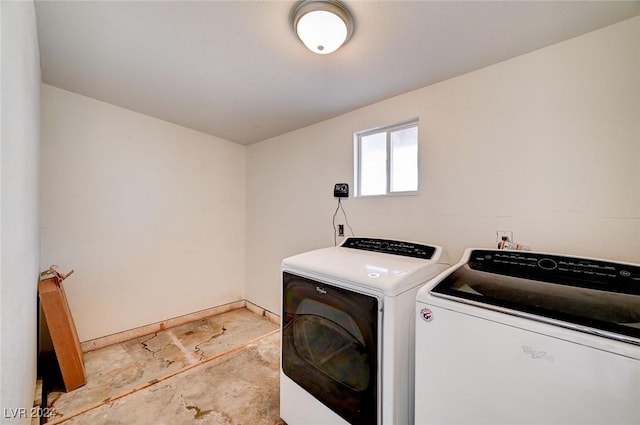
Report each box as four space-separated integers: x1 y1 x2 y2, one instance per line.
291 0 354 55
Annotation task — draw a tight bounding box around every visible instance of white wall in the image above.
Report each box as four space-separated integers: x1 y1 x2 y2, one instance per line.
40 85 246 341
246 16 640 315
38 16 640 336
0 1 41 422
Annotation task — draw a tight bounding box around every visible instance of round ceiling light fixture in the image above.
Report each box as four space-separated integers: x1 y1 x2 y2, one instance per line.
291 0 354 55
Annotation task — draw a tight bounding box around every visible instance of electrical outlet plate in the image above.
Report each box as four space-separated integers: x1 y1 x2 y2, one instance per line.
334 183 349 198
497 231 513 242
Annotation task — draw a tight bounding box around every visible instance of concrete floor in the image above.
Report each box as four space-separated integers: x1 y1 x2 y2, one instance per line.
44 308 284 425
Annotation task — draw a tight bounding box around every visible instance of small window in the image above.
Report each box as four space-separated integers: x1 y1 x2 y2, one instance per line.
354 119 419 197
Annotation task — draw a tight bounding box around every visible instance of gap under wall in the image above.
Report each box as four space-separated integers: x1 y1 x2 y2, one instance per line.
79 300 279 353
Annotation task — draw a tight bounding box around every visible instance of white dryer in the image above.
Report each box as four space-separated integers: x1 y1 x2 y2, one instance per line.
281 237 448 425
415 248 640 424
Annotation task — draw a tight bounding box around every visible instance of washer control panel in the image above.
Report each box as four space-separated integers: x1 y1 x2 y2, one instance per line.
469 250 640 294
342 237 436 259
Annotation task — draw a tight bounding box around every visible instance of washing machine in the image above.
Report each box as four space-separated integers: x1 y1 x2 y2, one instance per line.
280 237 448 425
415 248 640 424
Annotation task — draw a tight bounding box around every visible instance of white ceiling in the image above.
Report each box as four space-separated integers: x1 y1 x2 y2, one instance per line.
35 1 640 145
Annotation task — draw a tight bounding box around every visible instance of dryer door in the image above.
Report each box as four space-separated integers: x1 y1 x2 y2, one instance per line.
282 272 379 425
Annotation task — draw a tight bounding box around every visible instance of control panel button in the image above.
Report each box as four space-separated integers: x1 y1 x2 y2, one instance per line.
537 258 558 270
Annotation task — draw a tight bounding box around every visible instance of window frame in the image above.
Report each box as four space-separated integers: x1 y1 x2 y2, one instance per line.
354 118 420 197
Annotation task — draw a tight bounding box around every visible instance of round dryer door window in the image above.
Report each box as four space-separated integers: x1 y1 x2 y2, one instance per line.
292 313 370 392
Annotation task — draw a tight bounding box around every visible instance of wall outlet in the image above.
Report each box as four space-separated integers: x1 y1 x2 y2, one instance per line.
497 231 513 243
338 224 344 237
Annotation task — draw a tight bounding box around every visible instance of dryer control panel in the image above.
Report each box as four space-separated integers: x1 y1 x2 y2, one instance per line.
342 237 436 259
469 250 640 294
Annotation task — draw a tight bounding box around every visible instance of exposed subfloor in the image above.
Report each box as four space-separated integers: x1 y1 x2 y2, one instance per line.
44 308 284 425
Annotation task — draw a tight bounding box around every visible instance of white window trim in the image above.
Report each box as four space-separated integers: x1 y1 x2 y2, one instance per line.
354 118 419 197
